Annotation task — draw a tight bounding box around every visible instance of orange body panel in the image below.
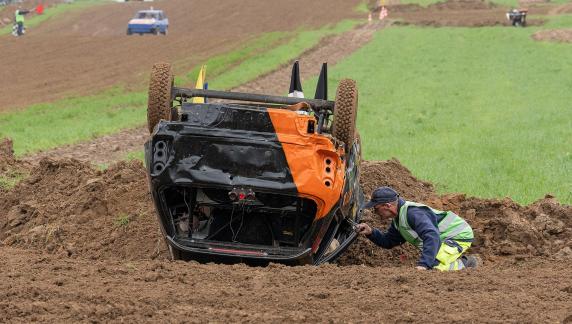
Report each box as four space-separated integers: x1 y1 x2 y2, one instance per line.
268 109 345 219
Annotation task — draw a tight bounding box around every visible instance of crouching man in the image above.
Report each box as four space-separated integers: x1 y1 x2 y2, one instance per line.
356 186 478 271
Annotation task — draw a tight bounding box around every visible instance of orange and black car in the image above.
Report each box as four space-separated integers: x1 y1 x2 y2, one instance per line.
145 62 364 265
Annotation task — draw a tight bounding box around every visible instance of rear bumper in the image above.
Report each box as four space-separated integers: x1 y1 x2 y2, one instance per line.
166 236 313 264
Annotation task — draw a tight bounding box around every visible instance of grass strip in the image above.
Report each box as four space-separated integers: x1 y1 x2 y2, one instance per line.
211 20 359 91
0 169 26 190
0 88 147 155
177 32 291 86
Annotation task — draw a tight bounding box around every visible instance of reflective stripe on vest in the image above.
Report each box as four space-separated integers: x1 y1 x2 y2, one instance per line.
394 201 473 248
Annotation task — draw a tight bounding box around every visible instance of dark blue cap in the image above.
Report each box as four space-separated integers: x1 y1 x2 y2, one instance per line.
363 186 399 209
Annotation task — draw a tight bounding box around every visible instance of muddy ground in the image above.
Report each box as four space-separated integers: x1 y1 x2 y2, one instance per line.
2 0 572 322
1 151 571 322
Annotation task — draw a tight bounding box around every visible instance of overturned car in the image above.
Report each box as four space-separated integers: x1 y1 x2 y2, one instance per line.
145 62 363 265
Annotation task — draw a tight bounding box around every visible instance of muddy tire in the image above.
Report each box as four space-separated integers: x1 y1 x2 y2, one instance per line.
332 79 358 150
147 63 174 134
355 130 363 160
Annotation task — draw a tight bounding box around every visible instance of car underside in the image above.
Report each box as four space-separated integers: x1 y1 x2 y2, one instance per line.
145 63 363 265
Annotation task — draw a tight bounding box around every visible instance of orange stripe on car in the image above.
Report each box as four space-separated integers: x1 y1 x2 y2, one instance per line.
268 108 345 219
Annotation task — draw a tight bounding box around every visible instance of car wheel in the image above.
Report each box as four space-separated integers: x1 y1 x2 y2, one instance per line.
147 63 174 134
161 28 168 36
126 29 132 35
332 79 358 151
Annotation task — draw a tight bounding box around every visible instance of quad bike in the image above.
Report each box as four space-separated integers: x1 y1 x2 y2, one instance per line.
506 9 527 27
145 62 364 265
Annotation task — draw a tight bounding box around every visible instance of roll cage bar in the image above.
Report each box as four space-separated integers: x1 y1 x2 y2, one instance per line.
172 87 335 112
172 87 335 134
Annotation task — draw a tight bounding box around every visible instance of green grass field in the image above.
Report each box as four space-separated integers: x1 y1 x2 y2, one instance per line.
304 25 571 204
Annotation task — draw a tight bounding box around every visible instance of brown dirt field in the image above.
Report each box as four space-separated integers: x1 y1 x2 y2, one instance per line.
386 0 548 27
548 2 572 15
0 0 362 111
533 28 572 43
1 157 571 322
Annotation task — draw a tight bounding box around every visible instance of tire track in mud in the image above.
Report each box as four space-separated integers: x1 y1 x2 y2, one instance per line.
20 22 386 166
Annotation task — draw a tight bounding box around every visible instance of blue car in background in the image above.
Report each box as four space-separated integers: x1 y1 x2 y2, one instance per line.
127 9 168 35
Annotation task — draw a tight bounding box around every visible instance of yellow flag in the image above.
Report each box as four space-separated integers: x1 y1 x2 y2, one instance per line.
192 65 207 104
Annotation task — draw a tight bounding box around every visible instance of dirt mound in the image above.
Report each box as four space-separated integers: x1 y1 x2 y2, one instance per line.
432 194 572 260
0 158 166 260
338 159 572 266
532 29 572 43
337 159 437 267
1 158 570 266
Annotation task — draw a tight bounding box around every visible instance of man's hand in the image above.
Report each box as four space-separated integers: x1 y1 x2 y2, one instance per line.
355 223 373 236
415 266 428 271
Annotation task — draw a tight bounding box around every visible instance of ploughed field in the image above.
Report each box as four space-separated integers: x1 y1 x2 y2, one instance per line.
0 0 362 111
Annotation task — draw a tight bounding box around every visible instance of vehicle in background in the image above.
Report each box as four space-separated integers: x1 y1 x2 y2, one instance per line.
506 8 527 27
127 9 168 35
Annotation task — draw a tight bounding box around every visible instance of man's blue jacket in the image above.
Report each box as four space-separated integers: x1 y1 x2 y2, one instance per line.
366 198 442 268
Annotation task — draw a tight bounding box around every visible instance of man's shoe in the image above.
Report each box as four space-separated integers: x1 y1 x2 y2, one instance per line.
461 255 480 269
